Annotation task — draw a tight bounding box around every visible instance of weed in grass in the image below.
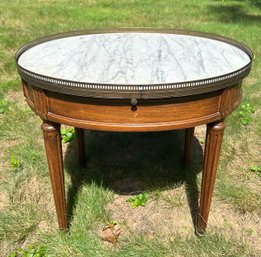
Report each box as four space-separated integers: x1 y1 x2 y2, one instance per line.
8 245 50 257
0 98 9 113
61 127 75 143
250 165 261 177
238 102 256 125
127 193 148 208
10 155 22 171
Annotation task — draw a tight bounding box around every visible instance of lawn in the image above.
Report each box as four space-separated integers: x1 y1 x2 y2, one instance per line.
0 0 260 256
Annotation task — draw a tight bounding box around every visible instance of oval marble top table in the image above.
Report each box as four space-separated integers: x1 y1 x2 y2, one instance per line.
16 29 252 99
15 29 253 235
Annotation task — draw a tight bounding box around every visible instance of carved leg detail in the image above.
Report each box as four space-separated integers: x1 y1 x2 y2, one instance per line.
75 128 86 168
197 120 225 235
184 127 195 164
41 121 68 230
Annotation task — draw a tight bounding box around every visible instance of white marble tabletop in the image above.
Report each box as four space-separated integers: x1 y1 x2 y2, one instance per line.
18 32 251 86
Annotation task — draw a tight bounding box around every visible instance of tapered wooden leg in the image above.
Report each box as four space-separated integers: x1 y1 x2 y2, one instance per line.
75 128 86 168
41 121 68 230
184 127 195 164
197 120 225 235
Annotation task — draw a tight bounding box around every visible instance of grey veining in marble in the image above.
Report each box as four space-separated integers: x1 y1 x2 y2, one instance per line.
18 33 251 85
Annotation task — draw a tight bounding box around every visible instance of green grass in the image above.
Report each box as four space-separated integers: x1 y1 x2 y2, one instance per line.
217 180 261 213
0 0 261 256
42 230 253 257
0 204 39 243
114 232 253 257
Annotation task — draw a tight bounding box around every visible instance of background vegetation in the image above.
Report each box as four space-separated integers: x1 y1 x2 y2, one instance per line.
0 0 260 256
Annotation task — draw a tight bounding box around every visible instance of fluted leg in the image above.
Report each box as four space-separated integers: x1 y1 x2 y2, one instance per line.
184 127 195 164
197 120 225 235
75 128 86 168
41 121 68 230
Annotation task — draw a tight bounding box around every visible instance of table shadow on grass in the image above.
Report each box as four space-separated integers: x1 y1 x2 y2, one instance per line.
64 129 203 232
